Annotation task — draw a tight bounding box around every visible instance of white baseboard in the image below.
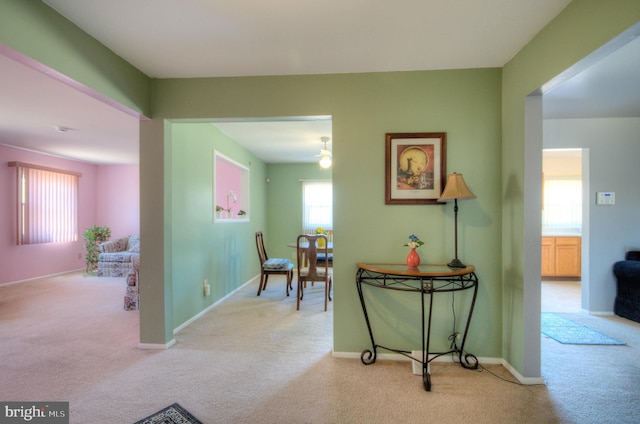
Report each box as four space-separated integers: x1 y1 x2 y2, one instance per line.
3 268 85 286
589 311 615 316
331 350 545 385
500 359 545 385
138 339 176 350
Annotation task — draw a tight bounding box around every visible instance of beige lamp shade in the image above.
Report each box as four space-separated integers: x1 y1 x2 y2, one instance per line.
439 173 476 201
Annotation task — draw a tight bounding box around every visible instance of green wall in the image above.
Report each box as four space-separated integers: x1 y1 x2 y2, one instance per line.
501 0 640 374
166 140 332 327
169 123 267 326
146 68 504 357
6 0 640 377
266 163 332 261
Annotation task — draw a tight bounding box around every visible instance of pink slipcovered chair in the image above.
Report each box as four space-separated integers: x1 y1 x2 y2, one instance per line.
97 235 140 277
124 254 140 311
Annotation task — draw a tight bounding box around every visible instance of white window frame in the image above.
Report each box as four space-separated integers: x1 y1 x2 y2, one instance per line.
301 180 332 234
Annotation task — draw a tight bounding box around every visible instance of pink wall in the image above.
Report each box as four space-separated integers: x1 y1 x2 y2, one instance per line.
97 165 139 239
0 145 139 284
215 157 244 215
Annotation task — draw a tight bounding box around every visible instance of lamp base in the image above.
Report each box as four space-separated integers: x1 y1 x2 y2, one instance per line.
447 258 466 269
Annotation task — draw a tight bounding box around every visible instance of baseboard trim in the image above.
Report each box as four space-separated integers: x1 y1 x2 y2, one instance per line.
589 311 615 316
331 350 545 385
138 339 176 350
500 359 546 385
3 268 85 286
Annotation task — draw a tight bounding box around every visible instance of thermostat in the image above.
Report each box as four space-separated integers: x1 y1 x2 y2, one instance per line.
596 192 615 205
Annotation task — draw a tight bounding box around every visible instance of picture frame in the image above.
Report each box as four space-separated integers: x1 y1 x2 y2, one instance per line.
385 132 447 204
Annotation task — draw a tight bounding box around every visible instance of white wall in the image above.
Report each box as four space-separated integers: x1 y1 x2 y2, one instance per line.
544 117 640 313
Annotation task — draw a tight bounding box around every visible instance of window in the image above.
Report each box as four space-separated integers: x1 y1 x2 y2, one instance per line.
302 180 332 234
542 176 582 231
10 162 80 245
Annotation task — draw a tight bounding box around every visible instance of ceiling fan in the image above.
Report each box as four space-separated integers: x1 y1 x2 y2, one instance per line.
317 136 332 169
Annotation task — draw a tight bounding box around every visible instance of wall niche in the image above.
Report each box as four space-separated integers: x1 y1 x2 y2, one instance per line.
214 151 249 223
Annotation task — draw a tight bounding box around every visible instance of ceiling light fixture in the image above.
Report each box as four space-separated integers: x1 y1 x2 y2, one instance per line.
318 136 332 169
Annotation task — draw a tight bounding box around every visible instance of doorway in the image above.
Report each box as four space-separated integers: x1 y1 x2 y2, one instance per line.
541 148 584 313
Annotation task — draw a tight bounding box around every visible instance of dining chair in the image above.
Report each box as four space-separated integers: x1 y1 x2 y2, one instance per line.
255 232 293 296
296 234 333 311
316 230 333 266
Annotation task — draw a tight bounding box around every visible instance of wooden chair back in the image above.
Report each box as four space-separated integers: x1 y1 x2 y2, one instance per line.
296 234 332 311
256 231 268 264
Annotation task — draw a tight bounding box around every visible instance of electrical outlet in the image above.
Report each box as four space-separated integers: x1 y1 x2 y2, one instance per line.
203 279 210 296
77 252 82 260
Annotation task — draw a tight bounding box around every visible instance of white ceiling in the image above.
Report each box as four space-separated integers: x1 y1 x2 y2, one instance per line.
0 52 140 164
2 1 639 165
543 33 640 119
212 118 333 164
42 0 573 79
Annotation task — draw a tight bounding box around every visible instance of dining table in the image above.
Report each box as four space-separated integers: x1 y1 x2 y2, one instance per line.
288 241 334 266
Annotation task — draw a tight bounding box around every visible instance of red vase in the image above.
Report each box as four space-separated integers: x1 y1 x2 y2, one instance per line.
406 247 420 268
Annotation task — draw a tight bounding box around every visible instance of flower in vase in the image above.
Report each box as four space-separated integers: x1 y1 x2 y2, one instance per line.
404 234 424 249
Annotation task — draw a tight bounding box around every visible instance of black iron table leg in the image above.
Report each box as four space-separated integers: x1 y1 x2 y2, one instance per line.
356 268 377 365
423 278 435 391
456 277 479 370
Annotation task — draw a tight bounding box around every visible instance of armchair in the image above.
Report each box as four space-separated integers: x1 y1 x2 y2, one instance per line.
97 235 140 277
613 251 640 323
124 254 140 310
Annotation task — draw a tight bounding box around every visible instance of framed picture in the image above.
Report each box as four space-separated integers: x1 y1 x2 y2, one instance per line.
385 132 446 204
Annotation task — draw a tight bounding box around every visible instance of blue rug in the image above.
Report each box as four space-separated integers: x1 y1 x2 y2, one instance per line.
541 313 626 345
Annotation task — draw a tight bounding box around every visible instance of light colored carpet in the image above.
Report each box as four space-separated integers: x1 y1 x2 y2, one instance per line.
0 273 638 423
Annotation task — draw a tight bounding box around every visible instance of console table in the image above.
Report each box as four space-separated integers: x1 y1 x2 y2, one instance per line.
355 263 479 391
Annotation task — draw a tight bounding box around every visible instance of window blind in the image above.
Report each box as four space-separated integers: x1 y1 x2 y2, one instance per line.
9 162 80 245
301 180 333 234
542 176 582 231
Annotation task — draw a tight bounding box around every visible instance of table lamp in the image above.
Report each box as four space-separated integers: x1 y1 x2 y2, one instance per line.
439 173 476 268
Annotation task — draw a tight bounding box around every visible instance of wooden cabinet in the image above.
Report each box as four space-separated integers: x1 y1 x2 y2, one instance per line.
541 237 555 276
541 236 581 277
